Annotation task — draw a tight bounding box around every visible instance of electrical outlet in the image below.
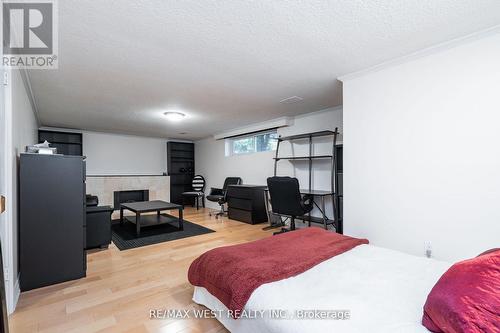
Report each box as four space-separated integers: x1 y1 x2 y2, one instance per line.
425 241 432 258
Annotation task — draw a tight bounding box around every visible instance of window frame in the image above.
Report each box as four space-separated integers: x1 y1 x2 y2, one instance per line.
225 129 278 156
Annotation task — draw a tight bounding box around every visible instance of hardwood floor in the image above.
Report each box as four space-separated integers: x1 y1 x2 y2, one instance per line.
9 208 274 333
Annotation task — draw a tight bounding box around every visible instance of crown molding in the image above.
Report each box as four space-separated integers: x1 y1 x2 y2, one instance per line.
338 24 500 82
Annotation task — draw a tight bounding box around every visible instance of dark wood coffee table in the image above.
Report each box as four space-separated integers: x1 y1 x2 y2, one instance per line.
119 200 183 236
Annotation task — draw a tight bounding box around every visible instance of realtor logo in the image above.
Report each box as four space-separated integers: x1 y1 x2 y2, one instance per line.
2 0 58 69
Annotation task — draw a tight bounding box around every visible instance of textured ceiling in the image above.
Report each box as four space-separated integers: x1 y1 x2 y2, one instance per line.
28 0 500 139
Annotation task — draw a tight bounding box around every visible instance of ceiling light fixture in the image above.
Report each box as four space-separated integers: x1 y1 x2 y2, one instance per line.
279 96 304 104
163 111 186 121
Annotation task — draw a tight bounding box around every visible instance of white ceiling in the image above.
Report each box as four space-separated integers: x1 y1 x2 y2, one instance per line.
28 0 500 140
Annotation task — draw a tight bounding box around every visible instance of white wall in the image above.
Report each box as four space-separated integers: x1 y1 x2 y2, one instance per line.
39 128 170 176
0 21 7 315
342 31 500 262
3 69 38 313
195 107 343 218
82 131 168 175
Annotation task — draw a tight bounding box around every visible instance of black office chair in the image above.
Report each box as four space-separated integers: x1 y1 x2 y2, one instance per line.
181 175 206 210
207 177 242 218
266 176 313 233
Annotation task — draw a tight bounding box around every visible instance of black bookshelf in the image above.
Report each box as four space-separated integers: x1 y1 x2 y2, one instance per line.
38 130 83 156
167 142 194 205
336 144 343 231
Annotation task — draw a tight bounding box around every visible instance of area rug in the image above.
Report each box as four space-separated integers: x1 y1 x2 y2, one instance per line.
111 214 215 250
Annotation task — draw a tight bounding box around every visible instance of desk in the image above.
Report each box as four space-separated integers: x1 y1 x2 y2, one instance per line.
264 188 341 233
299 189 334 196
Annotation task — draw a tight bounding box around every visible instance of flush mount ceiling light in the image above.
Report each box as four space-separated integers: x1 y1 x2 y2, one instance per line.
279 96 304 104
163 111 186 121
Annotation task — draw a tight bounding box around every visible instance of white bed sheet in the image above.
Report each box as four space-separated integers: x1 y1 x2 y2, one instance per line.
192 244 450 333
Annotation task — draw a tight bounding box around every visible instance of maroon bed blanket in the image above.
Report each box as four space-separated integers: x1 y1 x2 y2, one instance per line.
188 228 368 316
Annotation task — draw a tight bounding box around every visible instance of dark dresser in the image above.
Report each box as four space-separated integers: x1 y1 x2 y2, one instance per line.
19 153 86 291
226 185 268 224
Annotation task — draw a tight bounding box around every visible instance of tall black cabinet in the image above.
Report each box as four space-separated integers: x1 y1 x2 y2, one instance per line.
167 142 194 205
19 154 86 291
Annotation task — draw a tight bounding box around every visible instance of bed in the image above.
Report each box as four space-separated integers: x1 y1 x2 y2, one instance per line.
189 228 451 333
192 244 450 333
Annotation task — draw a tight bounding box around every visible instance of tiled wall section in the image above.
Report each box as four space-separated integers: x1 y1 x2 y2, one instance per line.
86 176 170 218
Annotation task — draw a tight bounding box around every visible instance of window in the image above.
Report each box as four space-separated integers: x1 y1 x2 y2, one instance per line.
226 130 278 156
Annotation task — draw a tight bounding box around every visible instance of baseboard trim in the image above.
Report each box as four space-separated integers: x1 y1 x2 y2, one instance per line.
10 276 20 315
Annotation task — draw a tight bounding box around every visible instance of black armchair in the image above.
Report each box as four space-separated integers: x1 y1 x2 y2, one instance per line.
86 205 113 249
206 177 242 218
266 176 313 233
85 194 112 249
86 194 99 207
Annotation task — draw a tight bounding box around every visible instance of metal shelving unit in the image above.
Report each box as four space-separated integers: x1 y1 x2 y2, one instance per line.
271 127 342 233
